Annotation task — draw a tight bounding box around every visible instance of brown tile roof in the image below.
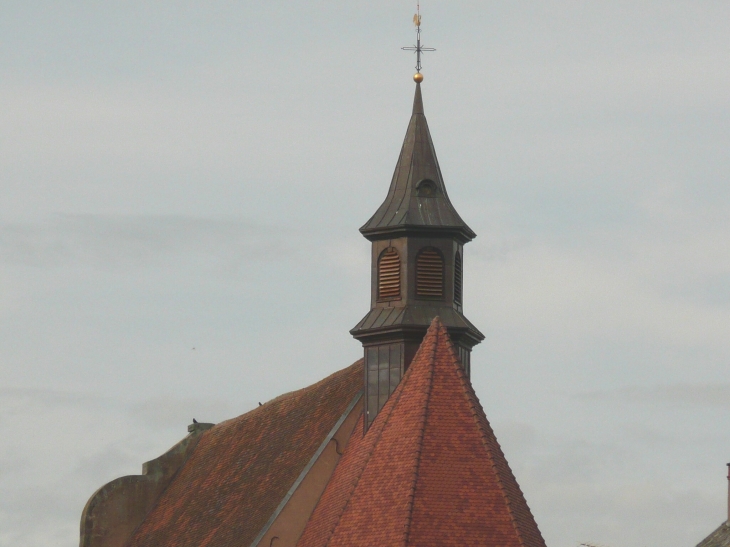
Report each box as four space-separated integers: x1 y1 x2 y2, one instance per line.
297 317 546 547
698 522 730 547
126 360 363 547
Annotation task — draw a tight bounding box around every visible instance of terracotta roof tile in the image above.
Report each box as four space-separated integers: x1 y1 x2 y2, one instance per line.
297 318 546 547
126 360 363 547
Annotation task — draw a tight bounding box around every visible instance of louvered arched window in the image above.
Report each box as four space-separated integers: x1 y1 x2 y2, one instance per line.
454 251 463 306
378 247 401 300
416 247 444 297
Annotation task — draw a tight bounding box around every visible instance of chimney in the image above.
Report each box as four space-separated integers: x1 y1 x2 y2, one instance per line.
726 463 730 522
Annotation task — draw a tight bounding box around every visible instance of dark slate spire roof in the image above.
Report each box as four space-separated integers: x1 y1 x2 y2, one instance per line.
360 83 476 243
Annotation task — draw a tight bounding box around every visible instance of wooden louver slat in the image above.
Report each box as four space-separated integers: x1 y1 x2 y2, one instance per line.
454 252 463 305
378 248 401 300
416 248 444 297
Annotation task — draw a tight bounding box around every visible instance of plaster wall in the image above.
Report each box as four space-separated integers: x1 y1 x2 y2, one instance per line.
79 424 211 547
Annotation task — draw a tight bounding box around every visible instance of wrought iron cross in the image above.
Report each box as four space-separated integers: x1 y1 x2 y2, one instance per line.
401 3 436 73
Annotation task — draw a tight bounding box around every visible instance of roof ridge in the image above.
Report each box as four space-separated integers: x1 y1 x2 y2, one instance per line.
447 337 538 547
386 135 410 226
401 321 439 547
387 125 415 226
423 123 448 198
322 355 417 547
124 360 365 547
212 360 364 430
211 368 365 546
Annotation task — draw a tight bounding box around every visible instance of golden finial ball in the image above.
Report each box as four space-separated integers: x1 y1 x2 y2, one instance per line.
413 72 424 83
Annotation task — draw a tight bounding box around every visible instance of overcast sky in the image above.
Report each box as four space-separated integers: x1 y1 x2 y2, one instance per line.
1 2 729 546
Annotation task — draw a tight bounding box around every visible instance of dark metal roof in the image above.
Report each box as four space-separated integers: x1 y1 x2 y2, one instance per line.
360 83 476 243
351 305 484 342
697 522 730 547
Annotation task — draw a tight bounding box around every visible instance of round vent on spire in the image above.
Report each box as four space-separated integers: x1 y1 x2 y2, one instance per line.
416 248 444 297
416 179 439 197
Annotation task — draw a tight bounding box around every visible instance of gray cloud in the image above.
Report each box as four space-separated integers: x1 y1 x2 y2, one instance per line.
496 422 723 547
0 214 296 270
580 384 730 409
129 396 236 430
0 387 230 547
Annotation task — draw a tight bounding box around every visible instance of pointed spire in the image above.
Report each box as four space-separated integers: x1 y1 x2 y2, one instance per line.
412 82 424 115
360 84 475 243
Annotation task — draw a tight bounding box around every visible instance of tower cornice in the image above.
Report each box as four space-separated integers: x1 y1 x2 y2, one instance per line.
360 224 476 244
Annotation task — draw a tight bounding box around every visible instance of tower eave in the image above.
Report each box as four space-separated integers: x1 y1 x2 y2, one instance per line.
350 306 485 347
359 224 476 244
350 323 484 349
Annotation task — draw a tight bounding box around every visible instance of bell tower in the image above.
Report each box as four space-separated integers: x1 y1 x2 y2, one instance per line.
351 79 484 428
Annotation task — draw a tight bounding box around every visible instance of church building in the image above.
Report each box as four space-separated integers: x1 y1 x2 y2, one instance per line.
80 30 547 547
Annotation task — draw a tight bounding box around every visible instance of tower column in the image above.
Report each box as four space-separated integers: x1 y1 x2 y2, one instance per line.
351 82 483 429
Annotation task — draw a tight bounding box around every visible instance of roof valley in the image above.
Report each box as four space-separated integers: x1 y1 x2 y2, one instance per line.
320 354 418 547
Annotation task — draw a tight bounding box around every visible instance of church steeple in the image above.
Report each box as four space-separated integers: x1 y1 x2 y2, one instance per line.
351 81 484 429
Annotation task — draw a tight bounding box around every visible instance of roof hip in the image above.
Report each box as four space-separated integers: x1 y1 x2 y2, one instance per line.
299 317 547 547
401 318 438 547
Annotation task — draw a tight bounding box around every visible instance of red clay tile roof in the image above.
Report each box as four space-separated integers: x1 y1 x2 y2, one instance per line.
126 360 363 547
297 317 546 547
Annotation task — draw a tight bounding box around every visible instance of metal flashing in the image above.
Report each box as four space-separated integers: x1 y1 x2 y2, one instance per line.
247 390 363 547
